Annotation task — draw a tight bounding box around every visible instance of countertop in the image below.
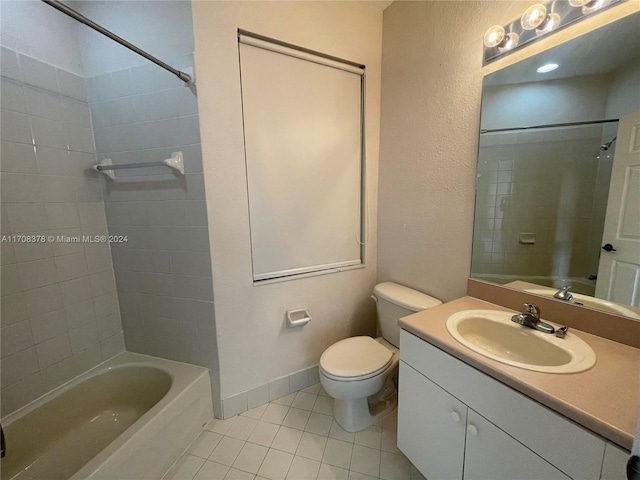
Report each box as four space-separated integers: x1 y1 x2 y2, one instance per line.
399 296 640 450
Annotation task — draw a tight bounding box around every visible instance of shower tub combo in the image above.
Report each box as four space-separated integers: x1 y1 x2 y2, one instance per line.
1 353 212 480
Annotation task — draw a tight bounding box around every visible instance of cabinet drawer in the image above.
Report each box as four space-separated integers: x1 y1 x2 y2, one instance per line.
400 329 605 480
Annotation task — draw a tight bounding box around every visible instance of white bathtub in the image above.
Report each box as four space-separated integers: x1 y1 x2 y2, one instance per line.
471 274 596 296
1 352 212 480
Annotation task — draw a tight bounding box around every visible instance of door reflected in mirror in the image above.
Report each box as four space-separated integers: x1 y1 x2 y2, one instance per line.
472 12 640 319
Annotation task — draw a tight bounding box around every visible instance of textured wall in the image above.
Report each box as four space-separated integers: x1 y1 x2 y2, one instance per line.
192 1 382 409
378 1 522 302
0 48 123 414
377 0 637 303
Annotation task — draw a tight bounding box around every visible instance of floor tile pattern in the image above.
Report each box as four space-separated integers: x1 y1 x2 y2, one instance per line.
163 384 426 480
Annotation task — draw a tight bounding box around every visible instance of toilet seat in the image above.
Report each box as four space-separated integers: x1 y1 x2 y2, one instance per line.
320 336 393 381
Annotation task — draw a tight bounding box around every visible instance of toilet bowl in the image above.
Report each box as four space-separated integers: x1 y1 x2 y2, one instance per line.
320 336 399 432
319 283 441 432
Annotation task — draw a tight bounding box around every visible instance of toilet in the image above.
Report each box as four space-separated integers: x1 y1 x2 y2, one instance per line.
319 282 441 432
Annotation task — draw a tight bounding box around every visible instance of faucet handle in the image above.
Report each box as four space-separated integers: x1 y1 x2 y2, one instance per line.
555 326 569 338
524 303 540 318
554 285 573 301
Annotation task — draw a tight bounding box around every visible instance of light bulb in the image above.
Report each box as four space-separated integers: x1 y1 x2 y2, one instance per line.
536 12 561 35
483 25 506 48
521 4 548 30
568 0 591 5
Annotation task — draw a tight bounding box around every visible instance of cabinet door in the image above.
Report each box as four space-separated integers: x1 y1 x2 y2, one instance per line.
401 330 605 480
464 409 571 480
398 361 467 480
600 443 630 480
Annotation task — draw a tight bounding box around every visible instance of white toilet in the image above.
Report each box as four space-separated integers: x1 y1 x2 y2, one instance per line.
319 282 441 432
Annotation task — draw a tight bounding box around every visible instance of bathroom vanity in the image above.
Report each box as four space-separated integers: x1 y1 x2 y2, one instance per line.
397 296 639 480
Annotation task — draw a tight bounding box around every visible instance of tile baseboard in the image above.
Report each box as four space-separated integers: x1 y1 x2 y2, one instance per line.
221 364 320 419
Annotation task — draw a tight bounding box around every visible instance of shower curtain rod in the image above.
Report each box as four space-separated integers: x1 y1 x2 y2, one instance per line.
41 0 192 84
480 118 619 134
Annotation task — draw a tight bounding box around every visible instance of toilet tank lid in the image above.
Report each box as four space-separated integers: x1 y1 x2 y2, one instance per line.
373 282 442 312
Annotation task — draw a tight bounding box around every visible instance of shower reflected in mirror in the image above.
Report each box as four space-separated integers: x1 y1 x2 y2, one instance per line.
472 11 640 319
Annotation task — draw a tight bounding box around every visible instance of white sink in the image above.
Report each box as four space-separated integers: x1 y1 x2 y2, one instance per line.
524 288 640 319
446 310 596 374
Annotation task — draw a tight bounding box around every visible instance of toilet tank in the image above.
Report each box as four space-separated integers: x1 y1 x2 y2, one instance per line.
373 282 442 348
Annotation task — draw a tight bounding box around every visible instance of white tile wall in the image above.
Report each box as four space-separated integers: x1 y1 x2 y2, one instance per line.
87 59 219 415
472 132 603 280
1 48 124 414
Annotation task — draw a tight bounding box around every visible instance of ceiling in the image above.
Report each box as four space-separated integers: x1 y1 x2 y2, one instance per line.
366 1 394 11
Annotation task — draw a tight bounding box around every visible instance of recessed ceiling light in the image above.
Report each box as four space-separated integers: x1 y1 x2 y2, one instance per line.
537 63 559 73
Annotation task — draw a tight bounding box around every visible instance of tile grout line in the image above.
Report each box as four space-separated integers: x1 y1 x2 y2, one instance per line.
165 386 408 480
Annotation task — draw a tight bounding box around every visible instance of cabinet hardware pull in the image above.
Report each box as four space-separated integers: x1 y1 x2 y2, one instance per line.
467 424 478 436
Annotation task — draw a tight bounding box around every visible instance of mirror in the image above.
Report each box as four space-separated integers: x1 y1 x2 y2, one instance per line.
472 12 640 319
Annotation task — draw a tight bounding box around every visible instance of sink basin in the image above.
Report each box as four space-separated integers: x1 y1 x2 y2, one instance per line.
524 288 640 319
446 310 596 374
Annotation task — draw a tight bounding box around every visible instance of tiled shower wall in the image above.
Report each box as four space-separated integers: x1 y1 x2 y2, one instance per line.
472 130 602 281
87 58 220 415
0 48 124 414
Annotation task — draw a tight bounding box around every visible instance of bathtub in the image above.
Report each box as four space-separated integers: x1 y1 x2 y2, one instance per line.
1 352 212 480
471 274 596 296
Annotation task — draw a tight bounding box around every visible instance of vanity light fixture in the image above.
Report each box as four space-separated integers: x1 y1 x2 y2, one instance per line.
521 4 549 30
581 0 614 14
537 62 559 72
483 25 520 52
536 12 561 35
520 4 562 36
498 32 520 52
520 3 561 36
483 25 506 47
483 0 622 64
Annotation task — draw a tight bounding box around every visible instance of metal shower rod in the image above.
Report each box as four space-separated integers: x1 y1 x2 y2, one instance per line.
41 0 192 84
481 118 619 134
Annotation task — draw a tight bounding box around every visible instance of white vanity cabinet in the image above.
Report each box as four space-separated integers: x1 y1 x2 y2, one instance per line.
463 409 570 480
398 361 467 479
601 443 631 480
399 361 569 480
398 329 627 480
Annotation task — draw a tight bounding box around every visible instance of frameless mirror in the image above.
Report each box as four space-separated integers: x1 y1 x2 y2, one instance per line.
472 12 640 319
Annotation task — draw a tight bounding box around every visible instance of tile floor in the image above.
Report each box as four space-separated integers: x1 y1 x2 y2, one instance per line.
163 384 426 480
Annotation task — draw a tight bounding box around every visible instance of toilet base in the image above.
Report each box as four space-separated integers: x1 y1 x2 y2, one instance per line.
333 379 398 433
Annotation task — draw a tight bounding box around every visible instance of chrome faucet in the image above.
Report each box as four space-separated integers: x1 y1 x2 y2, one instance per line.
511 303 555 334
554 285 573 301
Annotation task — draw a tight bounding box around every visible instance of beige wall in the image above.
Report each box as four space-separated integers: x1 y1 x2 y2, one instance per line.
192 2 382 405
377 0 638 303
